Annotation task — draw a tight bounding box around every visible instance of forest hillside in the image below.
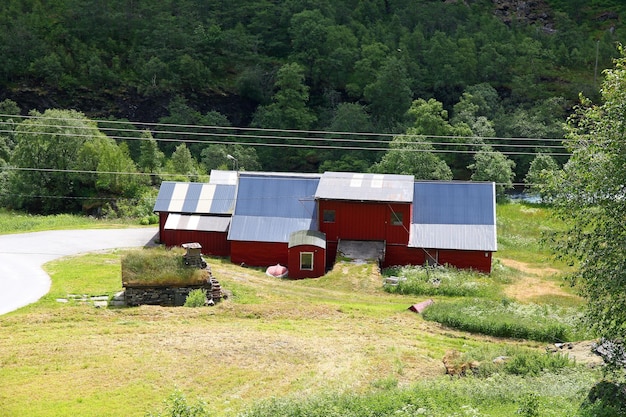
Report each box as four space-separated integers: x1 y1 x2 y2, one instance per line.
0 0 625 213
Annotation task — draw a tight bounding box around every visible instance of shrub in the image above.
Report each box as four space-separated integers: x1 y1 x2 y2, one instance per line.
146 390 210 417
459 345 575 378
184 289 207 307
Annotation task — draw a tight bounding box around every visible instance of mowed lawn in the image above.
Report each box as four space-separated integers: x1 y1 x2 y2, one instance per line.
0 203 586 417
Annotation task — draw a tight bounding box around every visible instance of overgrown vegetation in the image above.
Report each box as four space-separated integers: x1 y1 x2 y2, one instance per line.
383 265 506 298
184 289 208 308
422 298 588 342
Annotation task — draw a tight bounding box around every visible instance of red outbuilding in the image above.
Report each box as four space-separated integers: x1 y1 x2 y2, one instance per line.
287 230 327 279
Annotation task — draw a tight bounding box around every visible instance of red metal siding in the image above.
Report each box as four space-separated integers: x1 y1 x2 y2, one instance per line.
158 212 168 239
383 245 426 268
319 201 410 244
438 250 492 274
383 247 492 273
288 244 326 279
160 229 230 257
230 241 288 267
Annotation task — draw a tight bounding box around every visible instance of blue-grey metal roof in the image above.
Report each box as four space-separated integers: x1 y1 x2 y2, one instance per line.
153 181 236 214
409 182 497 251
228 173 320 243
412 182 495 225
315 172 414 202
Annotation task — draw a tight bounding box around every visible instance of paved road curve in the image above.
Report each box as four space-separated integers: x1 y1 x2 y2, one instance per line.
0 228 158 315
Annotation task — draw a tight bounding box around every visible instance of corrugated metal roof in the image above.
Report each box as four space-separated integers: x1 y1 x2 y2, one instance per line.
164 213 230 232
228 173 320 243
315 172 414 202
412 182 495 225
288 230 326 249
409 224 497 251
229 216 316 243
409 182 497 251
153 181 236 214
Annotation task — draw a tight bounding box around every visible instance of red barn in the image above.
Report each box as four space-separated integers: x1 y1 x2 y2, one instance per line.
315 172 414 267
153 171 237 256
407 181 497 273
227 172 321 268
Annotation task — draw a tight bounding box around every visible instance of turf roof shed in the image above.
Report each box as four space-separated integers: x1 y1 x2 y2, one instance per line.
228 172 321 267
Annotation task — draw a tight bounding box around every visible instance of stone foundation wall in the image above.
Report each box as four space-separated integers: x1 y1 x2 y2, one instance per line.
124 284 214 307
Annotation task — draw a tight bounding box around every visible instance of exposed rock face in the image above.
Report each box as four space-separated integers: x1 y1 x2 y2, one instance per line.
492 0 555 32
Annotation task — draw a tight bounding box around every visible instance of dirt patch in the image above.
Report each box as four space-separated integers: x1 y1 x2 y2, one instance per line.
500 258 577 302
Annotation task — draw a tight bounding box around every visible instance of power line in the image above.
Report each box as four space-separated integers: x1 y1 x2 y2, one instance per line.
0 112 572 144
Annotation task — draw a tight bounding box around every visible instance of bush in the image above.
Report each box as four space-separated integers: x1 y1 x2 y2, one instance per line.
459 344 575 378
184 289 207 307
146 390 210 417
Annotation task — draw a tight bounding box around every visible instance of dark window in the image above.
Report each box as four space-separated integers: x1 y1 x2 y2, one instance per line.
323 209 336 223
391 212 403 226
300 252 314 270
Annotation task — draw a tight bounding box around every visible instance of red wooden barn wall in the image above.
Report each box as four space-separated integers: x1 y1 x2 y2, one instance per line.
160 229 230 257
230 241 288 267
318 201 410 244
159 212 168 236
438 250 492 274
383 246 492 273
287 244 326 279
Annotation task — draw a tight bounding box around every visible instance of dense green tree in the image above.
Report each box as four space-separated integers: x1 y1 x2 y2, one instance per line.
468 147 515 202
370 134 452 180
547 46 626 342
158 97 232 156
200 144 261 172
7 109 142 214
346 42 390 99
0 99 20 164
168 143 203 181
252 62 316 130
524 153 559 201
364 56 412 131
406 98 477 178
138 131 166 185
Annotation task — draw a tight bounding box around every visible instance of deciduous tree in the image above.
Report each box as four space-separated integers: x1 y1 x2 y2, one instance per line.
548 46 626 342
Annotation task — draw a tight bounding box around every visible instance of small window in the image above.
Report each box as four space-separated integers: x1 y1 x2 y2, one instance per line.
391 212 403 226
323 209 336 223
300 252 314 270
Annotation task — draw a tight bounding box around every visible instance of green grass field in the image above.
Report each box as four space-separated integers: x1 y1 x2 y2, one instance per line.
0 202 608 417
